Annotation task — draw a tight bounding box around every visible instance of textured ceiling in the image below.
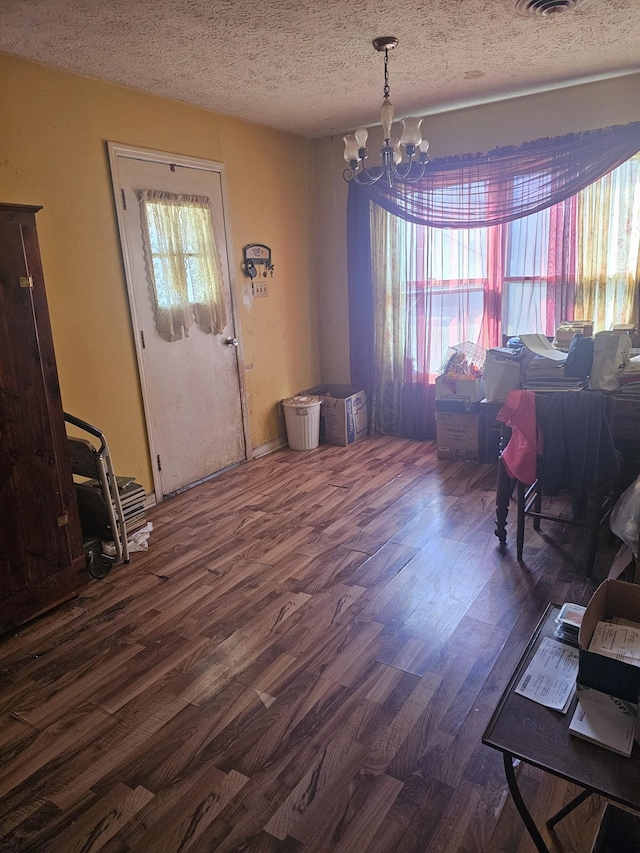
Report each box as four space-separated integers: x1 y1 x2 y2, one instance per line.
1 0 639 137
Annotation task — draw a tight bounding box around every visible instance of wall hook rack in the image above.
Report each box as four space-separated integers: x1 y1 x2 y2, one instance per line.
243 244 274 279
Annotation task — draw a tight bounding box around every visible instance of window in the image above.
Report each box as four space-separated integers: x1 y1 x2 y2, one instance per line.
401 154 639 367
354 124 640 439
406 225 487 375
138 191 228 342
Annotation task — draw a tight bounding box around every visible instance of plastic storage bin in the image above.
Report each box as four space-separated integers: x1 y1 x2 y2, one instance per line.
282 395 322 450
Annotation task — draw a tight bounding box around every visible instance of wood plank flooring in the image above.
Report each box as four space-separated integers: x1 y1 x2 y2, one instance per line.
0 436 623 852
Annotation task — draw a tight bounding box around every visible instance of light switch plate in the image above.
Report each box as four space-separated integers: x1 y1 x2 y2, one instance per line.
254 282 268 298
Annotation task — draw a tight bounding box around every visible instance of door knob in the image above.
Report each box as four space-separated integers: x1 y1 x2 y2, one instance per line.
225 336 238 347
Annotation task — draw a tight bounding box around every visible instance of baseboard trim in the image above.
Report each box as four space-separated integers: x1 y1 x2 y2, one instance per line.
253 435 287 459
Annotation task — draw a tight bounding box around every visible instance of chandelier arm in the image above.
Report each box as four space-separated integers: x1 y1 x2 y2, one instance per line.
350 165 387 185
392 162 414 180
347 161 429 186
391 161 429 183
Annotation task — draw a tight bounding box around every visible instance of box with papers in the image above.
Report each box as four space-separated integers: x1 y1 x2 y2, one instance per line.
578 580 640 702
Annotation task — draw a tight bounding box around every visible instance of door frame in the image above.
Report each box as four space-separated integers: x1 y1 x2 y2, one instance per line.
107 141 252 503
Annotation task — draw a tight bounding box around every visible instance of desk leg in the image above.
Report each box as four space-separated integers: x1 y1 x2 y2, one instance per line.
495 457 510 547
546 788 592 829
516 480 526 561
585 484 605 579
503 752 549 853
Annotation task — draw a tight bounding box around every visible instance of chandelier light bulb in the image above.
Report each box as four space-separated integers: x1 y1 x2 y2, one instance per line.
354 127 369 148
343 134 361 164
401 117 423 148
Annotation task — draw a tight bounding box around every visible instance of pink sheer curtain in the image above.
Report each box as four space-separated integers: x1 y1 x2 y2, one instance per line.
368 198 577 437
347 123 640 439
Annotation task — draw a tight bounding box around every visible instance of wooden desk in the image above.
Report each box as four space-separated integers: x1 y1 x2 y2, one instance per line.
483 604 640 853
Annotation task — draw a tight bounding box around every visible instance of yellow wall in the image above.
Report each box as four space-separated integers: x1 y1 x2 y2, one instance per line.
4 54 639 496
313 73 640 384
0 53 321 492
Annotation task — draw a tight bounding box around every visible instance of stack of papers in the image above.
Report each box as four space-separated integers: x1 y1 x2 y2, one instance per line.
569 686 637 756
519 334 587 391
618 356 640 397
515 637 578 712
588 619 640 666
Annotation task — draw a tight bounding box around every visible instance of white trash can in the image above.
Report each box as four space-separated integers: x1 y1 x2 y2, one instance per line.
282 395 322 450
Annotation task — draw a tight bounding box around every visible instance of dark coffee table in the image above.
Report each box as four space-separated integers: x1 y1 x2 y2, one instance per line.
483 603 640 852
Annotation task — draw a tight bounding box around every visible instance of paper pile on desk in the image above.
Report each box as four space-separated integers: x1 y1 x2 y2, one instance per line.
617 355 640 397
519 333 587 391
514 636 578 712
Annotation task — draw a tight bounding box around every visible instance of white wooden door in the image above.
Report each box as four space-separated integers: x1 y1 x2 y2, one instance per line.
108 144 249 500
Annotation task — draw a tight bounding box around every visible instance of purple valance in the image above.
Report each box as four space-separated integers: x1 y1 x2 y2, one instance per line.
349 122 640 228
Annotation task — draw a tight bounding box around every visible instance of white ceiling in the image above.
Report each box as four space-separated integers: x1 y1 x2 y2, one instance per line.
1 0 639 138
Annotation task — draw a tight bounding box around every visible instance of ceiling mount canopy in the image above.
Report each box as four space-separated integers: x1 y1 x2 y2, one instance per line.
343 37 429 187
515 0 583 16
371 36 398 52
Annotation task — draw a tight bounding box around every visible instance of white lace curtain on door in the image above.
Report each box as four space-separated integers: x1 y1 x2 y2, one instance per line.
138 190 228 342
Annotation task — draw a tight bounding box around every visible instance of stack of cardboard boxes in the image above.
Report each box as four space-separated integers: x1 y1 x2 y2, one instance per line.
435 375 485 461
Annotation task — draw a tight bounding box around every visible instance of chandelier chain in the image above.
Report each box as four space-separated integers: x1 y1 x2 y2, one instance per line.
383 49 390 101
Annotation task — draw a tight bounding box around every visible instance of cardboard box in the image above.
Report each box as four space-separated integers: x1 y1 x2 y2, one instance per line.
435 411 479 461
435 400 481 414
435 375 485 403
302 385 368 446
578 579 640 702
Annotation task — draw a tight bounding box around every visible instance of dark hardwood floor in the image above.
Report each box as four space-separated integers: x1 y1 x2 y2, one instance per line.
0 436 623 852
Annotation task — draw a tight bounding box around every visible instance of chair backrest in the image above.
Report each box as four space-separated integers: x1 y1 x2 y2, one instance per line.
540 391 619 518
67 437 101 480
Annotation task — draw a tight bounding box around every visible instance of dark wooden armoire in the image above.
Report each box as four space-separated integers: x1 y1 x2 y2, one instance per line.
0 203 87 633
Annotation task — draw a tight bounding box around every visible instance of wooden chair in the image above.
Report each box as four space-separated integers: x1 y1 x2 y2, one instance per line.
515 475 612 577
496 390 618 576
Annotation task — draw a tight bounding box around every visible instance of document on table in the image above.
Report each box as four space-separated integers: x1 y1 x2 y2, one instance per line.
519 333 568 362
569 686 637 757
515 637 579 712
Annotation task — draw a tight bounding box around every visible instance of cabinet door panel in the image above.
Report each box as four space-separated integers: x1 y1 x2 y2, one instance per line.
0 205 85 627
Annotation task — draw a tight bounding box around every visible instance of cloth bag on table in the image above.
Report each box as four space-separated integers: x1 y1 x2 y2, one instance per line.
484 348 524 403
589 331 631 391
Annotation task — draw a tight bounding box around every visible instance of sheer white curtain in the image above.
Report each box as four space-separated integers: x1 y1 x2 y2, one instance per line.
576 154 640 330
138 191 228 342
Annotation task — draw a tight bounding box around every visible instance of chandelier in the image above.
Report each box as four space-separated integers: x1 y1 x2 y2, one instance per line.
343 37 429 187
